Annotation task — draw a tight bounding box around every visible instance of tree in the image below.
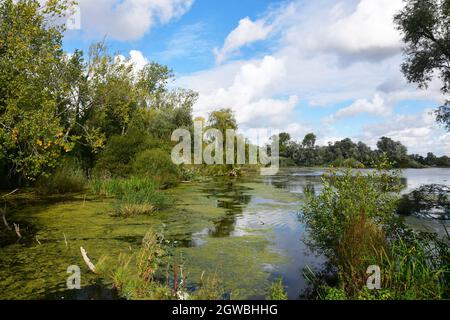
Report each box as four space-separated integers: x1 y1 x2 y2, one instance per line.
278 132 291 157
0 0 77 180
206 108 238 166
394 0 450 130
356 141 373 165
302 133 317 149
425 152 437 166
333 138 359 160
377 137 409 165
207 108 238 133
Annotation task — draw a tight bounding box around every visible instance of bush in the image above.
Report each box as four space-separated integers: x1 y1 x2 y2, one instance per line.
132 149 180 188
94 129 167 178
301 165 402 261
36 161 87 195
279 157 297 167
301 162 449 299
330 157 365 168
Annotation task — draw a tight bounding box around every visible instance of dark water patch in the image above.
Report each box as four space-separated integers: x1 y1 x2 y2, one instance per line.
44 281 120 300
398 184 450 220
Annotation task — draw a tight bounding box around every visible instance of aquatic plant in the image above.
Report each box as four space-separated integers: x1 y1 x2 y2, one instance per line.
190 273 225 300
97 229 229 300
91 177 172 216
267 278 288 300
97 229 174 300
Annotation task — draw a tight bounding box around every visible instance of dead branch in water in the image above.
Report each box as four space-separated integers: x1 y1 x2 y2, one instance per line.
1 201 12 230
1 189 19 198
35 236 42 245
80 247 97 273
2 213 11 230
13 223 21 238
63 232 68 249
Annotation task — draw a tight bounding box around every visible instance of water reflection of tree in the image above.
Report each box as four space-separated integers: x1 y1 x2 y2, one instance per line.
201 179 252 238
398 184 450 220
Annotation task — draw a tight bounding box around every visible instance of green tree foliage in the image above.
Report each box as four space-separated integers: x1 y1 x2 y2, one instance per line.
0 0 77 180
0 0 197 184
395 0 450 130
206 108 238 168
207 108 238 133
302 164 449 299
132 149 180 188
278 132 291 157
302 133 317 149
94 129 161 177
284 133 449 168
376 136 409 167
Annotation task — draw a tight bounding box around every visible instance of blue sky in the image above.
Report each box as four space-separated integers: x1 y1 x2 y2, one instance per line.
64 0 450 156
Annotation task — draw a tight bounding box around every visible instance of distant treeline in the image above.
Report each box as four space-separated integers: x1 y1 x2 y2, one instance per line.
278 133 450 168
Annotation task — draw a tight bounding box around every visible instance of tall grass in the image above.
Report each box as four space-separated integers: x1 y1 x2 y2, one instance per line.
36 162 87 195
91 177 172 216
97 229 173 300
98 229 226 300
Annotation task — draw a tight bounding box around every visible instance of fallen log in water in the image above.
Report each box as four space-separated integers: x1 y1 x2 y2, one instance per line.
80 247 97 274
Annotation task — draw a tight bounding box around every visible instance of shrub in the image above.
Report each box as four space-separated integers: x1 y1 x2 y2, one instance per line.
36 161 87 195
301 165 402 261
132 149 180 188
279 157 297 167
94 129 167 178
330 157 365 168
301 162 449 299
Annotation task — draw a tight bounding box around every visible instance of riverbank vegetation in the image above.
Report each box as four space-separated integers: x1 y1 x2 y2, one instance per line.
0 0 256 209
96 228 226 300
278 132 450 169
301 161 449 300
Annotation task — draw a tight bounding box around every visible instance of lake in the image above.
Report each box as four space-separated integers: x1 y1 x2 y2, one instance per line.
0 168 449 300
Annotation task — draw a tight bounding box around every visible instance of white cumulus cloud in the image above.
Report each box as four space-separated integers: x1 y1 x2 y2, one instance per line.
77 0 194 41
326 94 392 123
214 17 273 64
176 0 448 154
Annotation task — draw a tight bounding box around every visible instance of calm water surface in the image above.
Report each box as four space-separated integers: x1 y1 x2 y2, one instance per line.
0 168 449 300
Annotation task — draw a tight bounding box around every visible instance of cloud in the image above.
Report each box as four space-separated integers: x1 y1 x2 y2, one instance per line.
358 109 450 156
77 0 194 41
326 94 391 123
114 50 148 72
292 0 404 63
214 17 273 64
192 56 299 129
176 0 448 154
